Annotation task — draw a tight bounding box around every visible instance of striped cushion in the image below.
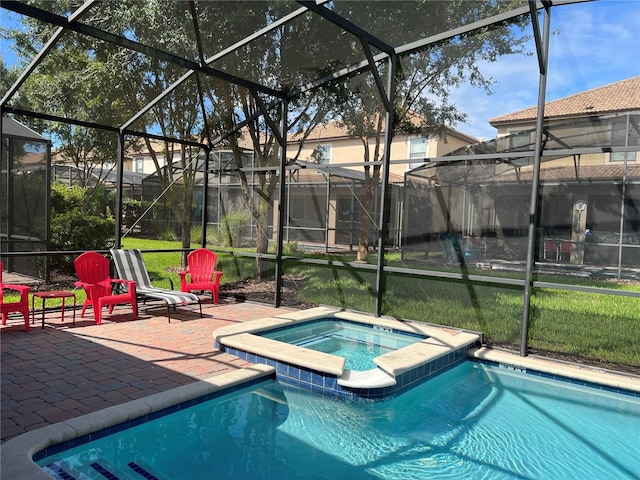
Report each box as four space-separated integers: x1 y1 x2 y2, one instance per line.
110 249 199 306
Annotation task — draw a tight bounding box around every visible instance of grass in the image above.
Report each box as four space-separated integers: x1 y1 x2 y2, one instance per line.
8 238 639 369
286 257 640 369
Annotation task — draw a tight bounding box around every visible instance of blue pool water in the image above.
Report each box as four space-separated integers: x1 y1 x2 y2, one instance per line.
38 362 640 479
259 319 425 370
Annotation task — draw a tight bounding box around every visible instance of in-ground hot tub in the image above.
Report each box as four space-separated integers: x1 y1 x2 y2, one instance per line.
258 318 427 371
213 307 481 399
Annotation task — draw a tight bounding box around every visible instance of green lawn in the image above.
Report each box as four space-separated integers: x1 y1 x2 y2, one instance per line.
11 238 639 369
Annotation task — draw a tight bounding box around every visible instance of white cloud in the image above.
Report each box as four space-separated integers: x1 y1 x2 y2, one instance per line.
450 0 640 141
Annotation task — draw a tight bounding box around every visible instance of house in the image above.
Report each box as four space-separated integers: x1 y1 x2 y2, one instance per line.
124 139 185 174
490 76 640 265
289 120 478 174
404 76 640 267
278 121 479 248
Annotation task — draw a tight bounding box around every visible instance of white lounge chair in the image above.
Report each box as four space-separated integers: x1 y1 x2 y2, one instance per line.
110 248 202 322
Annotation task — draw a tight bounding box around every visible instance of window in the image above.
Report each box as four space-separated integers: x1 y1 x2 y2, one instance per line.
507 130 531 151
409 137 426 160
310 144 331 164
134 157 144 172
610 116 638 162
408 137 428 170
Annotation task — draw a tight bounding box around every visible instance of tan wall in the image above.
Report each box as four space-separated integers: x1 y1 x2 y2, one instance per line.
293 132 475 177
494 119 637 166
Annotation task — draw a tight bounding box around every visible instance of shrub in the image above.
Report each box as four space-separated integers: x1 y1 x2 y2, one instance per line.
220 210 252 247
49 183 115 272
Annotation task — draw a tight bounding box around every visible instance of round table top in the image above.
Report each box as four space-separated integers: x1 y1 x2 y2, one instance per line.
33 291 76 299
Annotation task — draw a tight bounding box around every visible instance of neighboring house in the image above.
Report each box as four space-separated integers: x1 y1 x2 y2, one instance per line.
124 139 184 174
277 121 479 248
405 76 640 267
290 121 478 174
490 76 640 266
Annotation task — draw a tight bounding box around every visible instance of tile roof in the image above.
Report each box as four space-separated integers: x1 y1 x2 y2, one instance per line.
489 76 640 125
493 164 640 183
289 119 478 144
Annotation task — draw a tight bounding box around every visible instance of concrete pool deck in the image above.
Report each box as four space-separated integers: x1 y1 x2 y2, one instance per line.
1 300 639 479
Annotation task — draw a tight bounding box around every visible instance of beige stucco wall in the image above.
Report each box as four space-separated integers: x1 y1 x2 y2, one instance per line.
293 131 476 177
494 118 637 166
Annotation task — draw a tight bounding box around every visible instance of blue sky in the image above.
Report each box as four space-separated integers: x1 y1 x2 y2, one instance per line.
452 0 640 139
2 1 639 141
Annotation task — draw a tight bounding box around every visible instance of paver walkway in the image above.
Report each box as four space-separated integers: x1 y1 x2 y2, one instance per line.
0 299 292 444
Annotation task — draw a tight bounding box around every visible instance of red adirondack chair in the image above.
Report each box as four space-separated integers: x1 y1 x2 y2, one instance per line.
178 248 223 304
0 261 31 332
74 252 138 325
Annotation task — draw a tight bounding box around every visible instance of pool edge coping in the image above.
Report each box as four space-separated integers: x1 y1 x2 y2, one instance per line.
469 347 640 393
0 364 276 480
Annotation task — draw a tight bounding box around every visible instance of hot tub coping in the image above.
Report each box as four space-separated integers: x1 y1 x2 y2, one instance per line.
213 307 481 382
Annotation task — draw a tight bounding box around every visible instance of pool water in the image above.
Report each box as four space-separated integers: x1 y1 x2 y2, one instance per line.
38 362 640 480
259 319 425 370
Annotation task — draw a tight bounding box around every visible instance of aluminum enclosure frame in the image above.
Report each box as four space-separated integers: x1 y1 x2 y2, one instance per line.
3 0 635 361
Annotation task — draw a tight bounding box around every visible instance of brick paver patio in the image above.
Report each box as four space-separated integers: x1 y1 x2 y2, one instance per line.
0 298 292 444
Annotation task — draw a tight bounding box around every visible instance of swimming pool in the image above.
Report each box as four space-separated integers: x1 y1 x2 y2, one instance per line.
259 319 426 371
35 361 640 480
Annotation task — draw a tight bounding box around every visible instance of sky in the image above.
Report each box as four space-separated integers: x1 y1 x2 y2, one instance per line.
450 0 640 139
1 1 640 141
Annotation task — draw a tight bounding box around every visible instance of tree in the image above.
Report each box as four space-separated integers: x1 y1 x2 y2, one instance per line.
0 59 19 98
2 2 206 262
94 1 207 263
1 11 129 196
195 2 339 278
326 2 529 262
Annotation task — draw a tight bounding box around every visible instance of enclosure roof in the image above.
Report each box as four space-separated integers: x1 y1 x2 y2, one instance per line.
1 116 47 141
499 164 640 183
437 110 639 161
296 160 405 184
52 165 147 187
0 0 581 147
489 75 640 125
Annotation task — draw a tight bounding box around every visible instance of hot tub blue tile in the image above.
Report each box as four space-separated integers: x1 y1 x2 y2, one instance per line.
299 369 312 384
324 376 338 390
311 372 324 386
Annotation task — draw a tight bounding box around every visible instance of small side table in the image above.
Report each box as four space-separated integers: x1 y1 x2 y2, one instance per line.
31 291 76 329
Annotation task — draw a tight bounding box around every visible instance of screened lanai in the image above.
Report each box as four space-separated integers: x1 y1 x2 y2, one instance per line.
1 0 639 366
404 112 640 270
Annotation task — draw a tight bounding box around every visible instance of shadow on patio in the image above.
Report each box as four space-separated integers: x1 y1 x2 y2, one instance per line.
0 299 292 444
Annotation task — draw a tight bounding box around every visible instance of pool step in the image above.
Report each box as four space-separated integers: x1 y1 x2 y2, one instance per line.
338 367 396 388
43 459 153 480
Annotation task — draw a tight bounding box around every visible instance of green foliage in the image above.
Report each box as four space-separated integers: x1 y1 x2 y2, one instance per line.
220 210 252 247
159 229 179 242
49 183 115 272
268 241 299 255
189 224 219 246
122 198 142 230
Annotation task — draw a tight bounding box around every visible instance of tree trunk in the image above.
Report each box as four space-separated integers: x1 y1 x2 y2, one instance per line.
253 194 272 279
356 179 376 262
